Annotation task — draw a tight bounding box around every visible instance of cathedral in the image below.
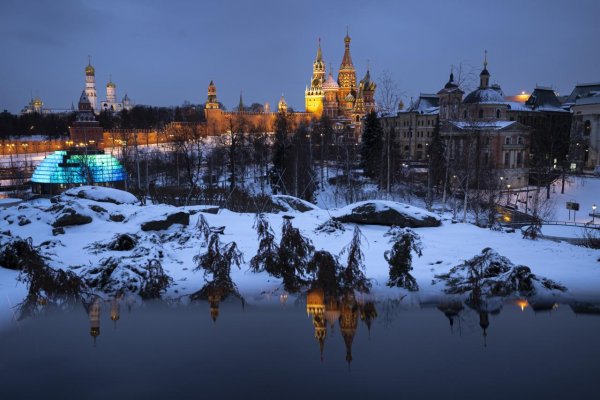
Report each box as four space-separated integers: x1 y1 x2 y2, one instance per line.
305 33 376 126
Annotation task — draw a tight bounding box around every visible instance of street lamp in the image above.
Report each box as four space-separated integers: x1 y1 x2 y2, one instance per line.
593 204 597 224
506 184 511 206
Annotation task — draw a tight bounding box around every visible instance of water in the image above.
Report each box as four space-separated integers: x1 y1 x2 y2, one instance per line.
1 296 599 399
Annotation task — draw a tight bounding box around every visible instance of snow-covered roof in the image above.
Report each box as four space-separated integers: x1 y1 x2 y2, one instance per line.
401 94 439 115
449 120 518 131
564 82 600 106
574 91 600 106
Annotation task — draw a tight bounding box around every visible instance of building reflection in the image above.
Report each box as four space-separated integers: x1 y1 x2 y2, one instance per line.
88 297 101 346
306 286 326 360
110 297 120 329
339 292 359 365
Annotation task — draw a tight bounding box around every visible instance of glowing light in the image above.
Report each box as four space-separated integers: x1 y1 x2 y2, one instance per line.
516 299 529 311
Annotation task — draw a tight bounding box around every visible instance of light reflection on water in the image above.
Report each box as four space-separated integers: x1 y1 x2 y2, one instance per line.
1 294 600 399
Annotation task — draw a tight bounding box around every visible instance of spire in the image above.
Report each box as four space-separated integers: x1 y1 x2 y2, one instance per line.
316 37 322 62
238 91 244 111
479 50 490 88
341 28 354 68
483 49 488 70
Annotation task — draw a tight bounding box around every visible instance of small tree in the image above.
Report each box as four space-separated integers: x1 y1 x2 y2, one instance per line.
340 226 370 293
194 233 244 282
249 213 280 274
360 111 383 179
139 259 172 299
274 217 314 292
385 228 423 291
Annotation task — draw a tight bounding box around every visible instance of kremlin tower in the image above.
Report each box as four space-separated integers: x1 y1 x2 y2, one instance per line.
305 38 326 117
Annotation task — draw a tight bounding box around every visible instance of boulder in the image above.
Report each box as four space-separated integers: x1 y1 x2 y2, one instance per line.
141 211 190 231
332 201 441 228
272 195 319 213
52 209 93 228
109 213 125 222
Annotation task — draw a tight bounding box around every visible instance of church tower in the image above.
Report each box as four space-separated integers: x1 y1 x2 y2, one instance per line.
85 57 98 113
305 39 325 117
337 30 357 115
106 78 116 104
437 68 464 120
322 70 340 119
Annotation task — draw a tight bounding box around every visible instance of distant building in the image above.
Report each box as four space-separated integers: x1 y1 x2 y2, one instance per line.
69 90 103 145
20 96 45 115
567 84 600 170
100 77 133 113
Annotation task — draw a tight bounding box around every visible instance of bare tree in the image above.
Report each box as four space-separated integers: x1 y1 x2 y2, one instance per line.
376 70 404 116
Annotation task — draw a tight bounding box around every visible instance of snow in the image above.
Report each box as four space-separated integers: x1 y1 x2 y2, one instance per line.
63 186 139 205
450 120 516 130
1 184 599 329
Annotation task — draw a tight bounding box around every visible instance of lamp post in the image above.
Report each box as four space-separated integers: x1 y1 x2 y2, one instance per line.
593 204 597 224
506 184 511 206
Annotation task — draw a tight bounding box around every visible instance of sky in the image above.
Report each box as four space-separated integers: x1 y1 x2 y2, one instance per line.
0 0 599 113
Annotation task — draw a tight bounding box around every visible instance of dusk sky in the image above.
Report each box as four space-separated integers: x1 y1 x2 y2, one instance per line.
1 0 599 113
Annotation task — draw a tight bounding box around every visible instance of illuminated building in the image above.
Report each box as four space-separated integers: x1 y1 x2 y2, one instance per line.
304 32 376 129
100 77 133 113
85 58 98 113
20 96 45 114
324 296 340 330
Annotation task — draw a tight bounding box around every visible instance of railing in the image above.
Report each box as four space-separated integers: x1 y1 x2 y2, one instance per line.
541 220 600 229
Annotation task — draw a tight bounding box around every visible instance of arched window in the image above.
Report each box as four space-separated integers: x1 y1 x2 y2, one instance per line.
478 109 484 118
517 136 524 145
505 137 511 145
584 120 591 136
463 110 468 119
496 109 501 119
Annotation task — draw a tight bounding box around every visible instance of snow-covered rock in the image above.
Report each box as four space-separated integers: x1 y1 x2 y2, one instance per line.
140 211 190 231
331 200 441 228
272 195 319 213
63 186 138 205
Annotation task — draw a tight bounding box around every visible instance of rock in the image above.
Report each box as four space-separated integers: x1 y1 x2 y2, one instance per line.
52 209 93 228
89 204 107 214
107 234 137 251
52 227 65 236
332 201 441 228
141 211 190 231
109 213 125 222
18 216 31 226
272 195 318 213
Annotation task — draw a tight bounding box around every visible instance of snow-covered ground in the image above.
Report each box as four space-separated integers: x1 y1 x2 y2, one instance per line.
1 185 599 329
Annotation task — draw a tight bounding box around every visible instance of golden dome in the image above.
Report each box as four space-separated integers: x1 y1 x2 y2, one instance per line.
85 63 95 76
106 81 116 88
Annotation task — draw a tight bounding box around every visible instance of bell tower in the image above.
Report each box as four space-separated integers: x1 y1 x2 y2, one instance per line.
305 38 325 117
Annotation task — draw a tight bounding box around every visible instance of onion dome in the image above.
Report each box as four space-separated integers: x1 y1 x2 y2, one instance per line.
85 62 95 76
360 68 376 91
32 97 43 107
344 92 355 102
322 72 340 91
444 72 458 89
106 80 116 88
398 99 404 110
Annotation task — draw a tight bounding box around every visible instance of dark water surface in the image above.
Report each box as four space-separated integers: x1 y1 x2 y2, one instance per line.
1 298 599 400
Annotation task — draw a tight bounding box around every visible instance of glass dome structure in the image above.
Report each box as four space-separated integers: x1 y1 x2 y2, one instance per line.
31 149 126 194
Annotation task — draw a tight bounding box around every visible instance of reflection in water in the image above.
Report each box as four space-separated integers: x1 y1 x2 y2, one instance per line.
87 297 101 346
110 297 120 328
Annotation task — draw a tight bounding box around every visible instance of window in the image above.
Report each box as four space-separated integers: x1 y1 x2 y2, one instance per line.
464 110 468 118
478 109 484 118
517 151 523 167
496 109 501 119
517 136 524 145
504 152 510 167
584 120 591 136
505 137 511 145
